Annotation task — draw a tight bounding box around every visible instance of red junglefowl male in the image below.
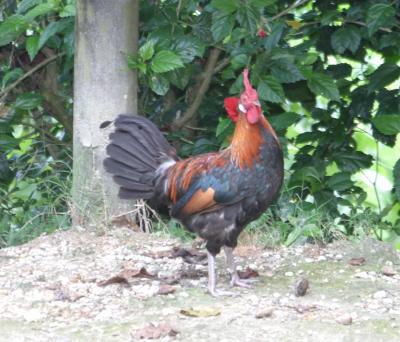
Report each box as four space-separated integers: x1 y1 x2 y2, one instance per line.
103 69 284 296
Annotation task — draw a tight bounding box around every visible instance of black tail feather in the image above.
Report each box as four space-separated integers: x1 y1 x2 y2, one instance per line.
104 114 177 201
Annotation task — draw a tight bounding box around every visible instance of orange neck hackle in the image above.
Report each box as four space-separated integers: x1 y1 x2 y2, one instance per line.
230 113 279 169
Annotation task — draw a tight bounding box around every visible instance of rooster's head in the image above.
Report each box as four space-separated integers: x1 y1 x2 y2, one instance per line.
224 68 262 124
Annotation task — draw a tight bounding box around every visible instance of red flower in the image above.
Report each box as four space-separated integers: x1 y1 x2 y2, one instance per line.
257 29 267 38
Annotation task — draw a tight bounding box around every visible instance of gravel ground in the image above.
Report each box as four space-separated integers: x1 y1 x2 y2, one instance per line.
0 227 399 341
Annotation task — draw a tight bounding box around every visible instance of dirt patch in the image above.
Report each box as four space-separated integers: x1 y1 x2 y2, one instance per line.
0 227 399 341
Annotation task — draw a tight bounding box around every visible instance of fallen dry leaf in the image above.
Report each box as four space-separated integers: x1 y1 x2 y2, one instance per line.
180 307 221 317
134 322 178 339
381 265 396 277
97 267 154 286
349 257 366 266
171 247 207 265
238 267 259 279
336 313 352 325
294 277 309 297
255 307 273 318
158 284 176 295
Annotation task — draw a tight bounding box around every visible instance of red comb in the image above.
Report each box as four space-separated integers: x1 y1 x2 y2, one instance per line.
243 68 254 94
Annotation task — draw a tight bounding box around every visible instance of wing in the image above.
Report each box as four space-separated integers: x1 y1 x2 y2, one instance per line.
169 159 252 218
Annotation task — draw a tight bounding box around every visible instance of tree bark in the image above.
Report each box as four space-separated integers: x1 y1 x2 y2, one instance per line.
72 0 139 226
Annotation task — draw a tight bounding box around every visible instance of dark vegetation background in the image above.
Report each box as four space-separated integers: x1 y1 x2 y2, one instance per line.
0 0 399 248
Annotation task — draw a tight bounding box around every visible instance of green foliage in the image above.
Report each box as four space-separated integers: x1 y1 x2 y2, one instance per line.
1 0 400 248
0 0 74 248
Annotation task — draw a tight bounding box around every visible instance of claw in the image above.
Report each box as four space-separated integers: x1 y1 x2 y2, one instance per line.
230 274 253 288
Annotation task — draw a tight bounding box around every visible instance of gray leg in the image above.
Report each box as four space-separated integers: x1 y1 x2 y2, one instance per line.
207 251 236 297
224 246 253 288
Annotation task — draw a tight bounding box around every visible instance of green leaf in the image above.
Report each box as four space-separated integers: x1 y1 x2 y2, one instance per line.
38 18 72 51
331 26 361 54
216 117 232 137
211 12 235 42
326 63 352 79
139 41 155 61
0 15 29 47
291 166 322 183
268 112 301 131
24 3 55 21
211 0 239 14
166 68 190 89
173 36 205 63
231 54 248 70
236 4 259 34
59 4 75 17
17 0 43 14
149 75 170 95
263 21 285 49
333 151 373 173
367 3 395 36
270 59 304 84
393 159 400 202
2 68 24 88
14 92 42 110
372 115 400 135
26 35 40 61
257 76 285 103
150 51 184 73
368 63 400 93
326 172 354 191
306 73 340 101
0 135 19 151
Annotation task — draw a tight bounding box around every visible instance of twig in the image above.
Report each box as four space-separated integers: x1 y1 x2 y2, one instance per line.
0 52 66 103
270 0 309 21
344 20 393 33
214 57 230 74
172 48 221 129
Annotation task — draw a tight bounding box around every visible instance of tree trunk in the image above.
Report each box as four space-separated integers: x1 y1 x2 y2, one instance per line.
72 0 139 226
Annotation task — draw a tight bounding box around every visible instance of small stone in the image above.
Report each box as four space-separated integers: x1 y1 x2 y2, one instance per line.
285 271 294 277
336 313 352 325
255 307 273 319
381 265 396 277
373 290 387 299
294 277 309 297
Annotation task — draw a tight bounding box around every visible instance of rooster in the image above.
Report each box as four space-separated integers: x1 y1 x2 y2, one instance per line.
103 69 284 296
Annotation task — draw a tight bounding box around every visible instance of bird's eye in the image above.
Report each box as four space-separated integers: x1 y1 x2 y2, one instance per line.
238 104 246 113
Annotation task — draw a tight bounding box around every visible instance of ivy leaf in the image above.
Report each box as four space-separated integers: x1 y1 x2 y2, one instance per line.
368 63 400 93
139 41 155 61
268 112 301 131
257 76 285 103
394 159 400 202
349 85 374 120
26 35 40 61
366 3 395 36
306 73 340 101
14 92 42 110
333 151 373 173
270 59 304 84
211 0 239 14
149 75 170 95
372 115 400 135
331 26 361 54
0 15 29 47
211 12 235 42
327 63 352 79
151 51 184 73
326 172 354 191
